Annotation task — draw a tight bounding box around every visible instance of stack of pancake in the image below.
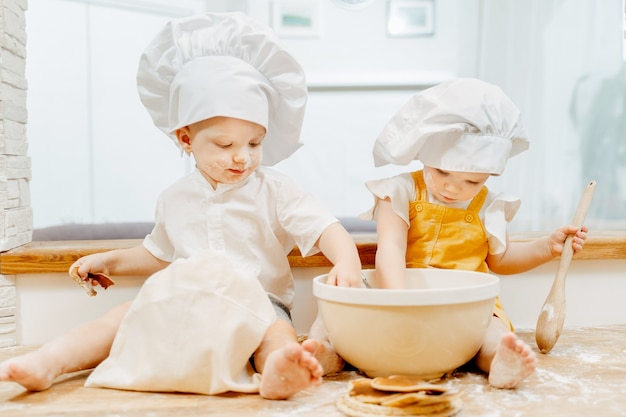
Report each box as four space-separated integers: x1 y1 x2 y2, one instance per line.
337 375 462 417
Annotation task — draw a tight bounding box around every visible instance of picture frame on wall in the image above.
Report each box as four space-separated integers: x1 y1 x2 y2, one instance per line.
386 0 435 37
272 0 322 38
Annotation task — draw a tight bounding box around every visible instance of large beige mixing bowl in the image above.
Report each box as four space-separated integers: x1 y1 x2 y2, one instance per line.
313 268 499 379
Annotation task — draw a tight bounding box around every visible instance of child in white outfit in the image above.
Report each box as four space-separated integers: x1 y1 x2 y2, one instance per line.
0 13 362 400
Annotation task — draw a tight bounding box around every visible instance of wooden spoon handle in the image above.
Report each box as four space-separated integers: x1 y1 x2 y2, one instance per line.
552 180 596 283
535 180 596 353
570 180 597 228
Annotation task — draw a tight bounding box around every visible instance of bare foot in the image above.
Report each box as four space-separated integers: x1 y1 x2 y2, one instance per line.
488 332 537 389
259 342 323 400
0 351 61 391
302 338 344 375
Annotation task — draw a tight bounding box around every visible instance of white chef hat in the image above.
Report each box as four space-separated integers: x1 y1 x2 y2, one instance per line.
372 78 529 175
137 12 308 166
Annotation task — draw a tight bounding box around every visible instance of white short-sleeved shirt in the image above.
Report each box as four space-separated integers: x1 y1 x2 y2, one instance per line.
143 167 338 309
361 172 521 255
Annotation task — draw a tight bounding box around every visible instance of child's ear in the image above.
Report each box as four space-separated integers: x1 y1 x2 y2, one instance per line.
175 127 192 154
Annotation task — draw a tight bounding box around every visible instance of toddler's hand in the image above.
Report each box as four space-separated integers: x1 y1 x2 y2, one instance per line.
69 253 112 286
325 264 365 288
549 225 588 257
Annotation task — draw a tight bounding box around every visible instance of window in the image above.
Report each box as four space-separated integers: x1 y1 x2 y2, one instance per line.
27 0 625 232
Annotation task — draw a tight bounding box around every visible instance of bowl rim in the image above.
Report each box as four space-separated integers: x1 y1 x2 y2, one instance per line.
313 268 499 306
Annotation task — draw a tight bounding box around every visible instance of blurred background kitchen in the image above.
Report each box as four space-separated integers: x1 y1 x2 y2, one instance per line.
26 0 626 234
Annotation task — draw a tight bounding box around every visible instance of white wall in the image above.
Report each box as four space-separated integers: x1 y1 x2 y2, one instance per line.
0 0 29 349
26 0 475 228
259 0 475 83
26 1 200 227
0 0 30 251
25 0 626 232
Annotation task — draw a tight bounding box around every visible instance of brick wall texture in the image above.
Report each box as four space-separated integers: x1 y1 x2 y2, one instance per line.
0 0 29 347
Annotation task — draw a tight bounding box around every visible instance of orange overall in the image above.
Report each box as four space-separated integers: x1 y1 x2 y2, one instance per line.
406 170 512 329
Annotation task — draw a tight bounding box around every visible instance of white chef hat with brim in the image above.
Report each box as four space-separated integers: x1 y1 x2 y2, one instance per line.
137 12 308 166
372 78 529 175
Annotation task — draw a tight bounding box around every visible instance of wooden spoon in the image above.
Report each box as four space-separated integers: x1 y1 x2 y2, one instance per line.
535 180 596 354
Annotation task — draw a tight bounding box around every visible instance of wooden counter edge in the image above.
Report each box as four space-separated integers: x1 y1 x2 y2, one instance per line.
1 232 624 275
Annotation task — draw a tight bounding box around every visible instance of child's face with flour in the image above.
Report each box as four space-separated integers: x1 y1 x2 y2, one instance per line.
176 116 266 189
423 166 490 204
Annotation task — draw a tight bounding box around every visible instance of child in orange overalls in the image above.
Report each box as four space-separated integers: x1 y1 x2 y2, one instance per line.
362 78 588 389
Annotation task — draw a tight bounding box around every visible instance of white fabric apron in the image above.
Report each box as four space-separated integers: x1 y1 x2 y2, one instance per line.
85 249 276 394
